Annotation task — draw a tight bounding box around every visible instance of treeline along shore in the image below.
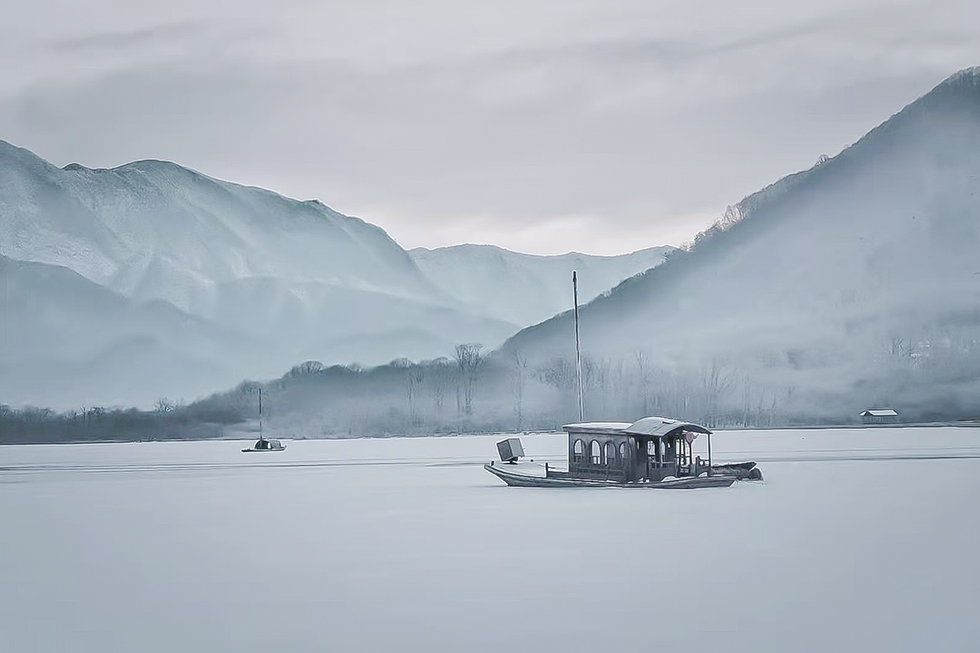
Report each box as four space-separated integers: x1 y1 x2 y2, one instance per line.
3 339 978 444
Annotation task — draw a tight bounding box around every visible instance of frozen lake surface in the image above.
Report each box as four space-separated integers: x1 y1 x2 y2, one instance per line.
2 427 979 652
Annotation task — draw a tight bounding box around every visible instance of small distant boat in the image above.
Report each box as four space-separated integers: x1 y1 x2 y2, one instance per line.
240 387 285 453
242 437 286 453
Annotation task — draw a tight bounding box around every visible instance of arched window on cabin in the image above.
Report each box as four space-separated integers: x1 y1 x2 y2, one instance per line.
573 439 585 463
619 442 628 465
591 440 602 465
605 442 617 467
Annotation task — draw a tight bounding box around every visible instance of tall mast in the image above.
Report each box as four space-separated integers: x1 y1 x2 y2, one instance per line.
573 271 585 422
258 387 263 441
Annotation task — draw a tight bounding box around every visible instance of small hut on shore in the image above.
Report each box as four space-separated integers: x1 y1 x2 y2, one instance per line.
860 409 899 425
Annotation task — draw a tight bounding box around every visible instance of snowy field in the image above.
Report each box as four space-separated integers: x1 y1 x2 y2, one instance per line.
2 427 979 652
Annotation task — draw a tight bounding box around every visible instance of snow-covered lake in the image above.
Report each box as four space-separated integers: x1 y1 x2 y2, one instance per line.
2 427 979 652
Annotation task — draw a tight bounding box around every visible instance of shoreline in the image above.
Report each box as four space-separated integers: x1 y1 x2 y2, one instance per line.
3 421 980 446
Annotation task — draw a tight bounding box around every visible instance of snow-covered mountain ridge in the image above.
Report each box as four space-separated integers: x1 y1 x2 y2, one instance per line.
0 141 435 311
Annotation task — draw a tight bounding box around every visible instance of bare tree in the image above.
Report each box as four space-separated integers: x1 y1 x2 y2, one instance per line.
429 359 451 417
540 357 575 390
608 356 628 416
700 358 733 427
289 360 324 377
454 343 484 416
407 365 426 426
741 375 753 427
538 357 579 422
718 204 743 230
634 350 652 416
512 351 528 431
583 356 611 418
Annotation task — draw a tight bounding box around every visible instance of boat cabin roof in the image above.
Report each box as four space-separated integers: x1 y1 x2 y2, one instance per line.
562 421 632 434
563 417 712 439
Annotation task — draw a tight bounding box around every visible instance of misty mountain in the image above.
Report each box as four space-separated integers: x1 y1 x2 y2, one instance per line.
0 140 671 409
410 244 674 326
501 67 980 420
0 141 516 407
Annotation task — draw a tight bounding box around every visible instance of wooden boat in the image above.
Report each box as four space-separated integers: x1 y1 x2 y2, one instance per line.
484 417 760 489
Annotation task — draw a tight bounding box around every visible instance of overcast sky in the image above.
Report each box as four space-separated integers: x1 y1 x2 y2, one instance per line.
1 0 978 255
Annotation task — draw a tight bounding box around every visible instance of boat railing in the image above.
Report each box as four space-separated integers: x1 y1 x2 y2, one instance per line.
669 460 711 477
573 462 629 481
545 467 572 479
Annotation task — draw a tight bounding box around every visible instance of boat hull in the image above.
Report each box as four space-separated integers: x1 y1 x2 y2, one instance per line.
484 463 735 489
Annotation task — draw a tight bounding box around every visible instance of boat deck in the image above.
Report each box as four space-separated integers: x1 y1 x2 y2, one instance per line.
490 461 550 477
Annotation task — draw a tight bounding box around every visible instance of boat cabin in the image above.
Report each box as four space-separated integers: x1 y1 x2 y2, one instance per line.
562 418 713 482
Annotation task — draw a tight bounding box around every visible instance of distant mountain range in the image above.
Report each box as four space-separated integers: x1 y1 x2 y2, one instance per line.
501 67 980 420
0 142 669 408
409 244 674 327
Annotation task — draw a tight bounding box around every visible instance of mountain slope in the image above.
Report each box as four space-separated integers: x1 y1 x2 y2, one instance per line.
0 142 436 310
409 244 674 326
0 254 262 409
0 142 524 406
501 67 980 420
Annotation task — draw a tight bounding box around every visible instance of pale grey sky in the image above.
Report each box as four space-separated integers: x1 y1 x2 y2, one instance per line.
1 0 978 254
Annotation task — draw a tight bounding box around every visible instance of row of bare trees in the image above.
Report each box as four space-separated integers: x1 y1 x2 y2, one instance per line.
530 351 800 428
229 323 980 438
10 321 977 443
